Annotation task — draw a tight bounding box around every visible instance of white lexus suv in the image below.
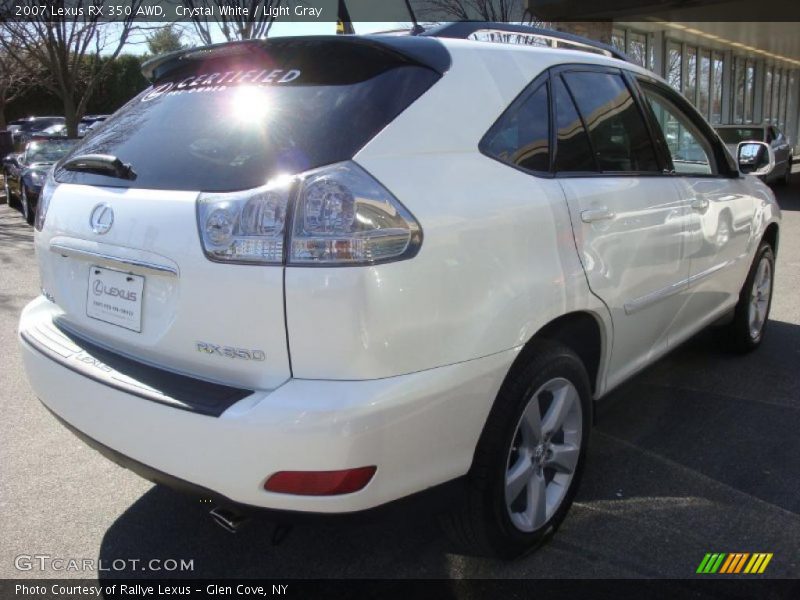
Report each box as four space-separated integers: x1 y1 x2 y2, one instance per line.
18 23 781 558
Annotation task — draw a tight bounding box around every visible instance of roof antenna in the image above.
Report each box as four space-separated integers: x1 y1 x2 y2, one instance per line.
403 0 425 35
336 0 355 34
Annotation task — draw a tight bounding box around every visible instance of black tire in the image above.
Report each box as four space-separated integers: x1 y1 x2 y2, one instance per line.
785 159 793 186
21 187 34 225
725 242 775 353
439 340 592 558
4 177 16 209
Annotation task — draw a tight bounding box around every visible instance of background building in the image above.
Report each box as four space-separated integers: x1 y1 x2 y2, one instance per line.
530 1 800 152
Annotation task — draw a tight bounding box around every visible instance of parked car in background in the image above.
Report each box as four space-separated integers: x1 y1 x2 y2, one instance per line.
80 115 109 136
39 124 69 138
3 137 78 224
12 117 65 147
716 124 793 185
18 25 781 559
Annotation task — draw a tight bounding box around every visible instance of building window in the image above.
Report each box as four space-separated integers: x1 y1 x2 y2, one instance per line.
772 69 784 127
612 29 625 53
711 52 724 124
744 60 755 124
613 27 650 69
685 46 698 104
764 66 773 123
628 31 647 68
667 41 682 92
698 50 711 119
733 57 746 124
788 70 797 135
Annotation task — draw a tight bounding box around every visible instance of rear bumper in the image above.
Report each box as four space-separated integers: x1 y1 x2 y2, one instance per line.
19 296 515 513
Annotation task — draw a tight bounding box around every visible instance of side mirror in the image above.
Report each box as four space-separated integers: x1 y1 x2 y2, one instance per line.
3 153 20 167
737 141 774 176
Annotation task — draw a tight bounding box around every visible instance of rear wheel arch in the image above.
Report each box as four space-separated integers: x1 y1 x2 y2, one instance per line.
762 222 779 254
521 312 605 396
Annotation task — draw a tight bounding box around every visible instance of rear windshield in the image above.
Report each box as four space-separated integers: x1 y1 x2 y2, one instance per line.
716 128 764 144
55 40 440 192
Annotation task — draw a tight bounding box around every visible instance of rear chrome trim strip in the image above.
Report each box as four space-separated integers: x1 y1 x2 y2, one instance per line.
624 279 687 315
49 243 178 277
624 253 747 315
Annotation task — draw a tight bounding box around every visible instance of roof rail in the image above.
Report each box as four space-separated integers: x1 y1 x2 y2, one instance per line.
421 22 630 63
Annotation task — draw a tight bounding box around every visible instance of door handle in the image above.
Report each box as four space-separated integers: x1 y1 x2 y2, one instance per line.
581 208 616 223
691 197 709 211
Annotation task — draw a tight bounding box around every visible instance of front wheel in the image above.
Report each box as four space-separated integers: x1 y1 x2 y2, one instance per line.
440 341 591 558
725 242 775 352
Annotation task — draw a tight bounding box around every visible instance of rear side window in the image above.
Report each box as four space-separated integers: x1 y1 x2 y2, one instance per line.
481 83 550 174
562 71 660 173
552 76 595 172
55 41 441 192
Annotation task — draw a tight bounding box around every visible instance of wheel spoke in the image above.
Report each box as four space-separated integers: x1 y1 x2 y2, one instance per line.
519 398 543 447
525 470 548 530
545 442 579 474
541 382 574 437
756 260 767 286
505 454 533 503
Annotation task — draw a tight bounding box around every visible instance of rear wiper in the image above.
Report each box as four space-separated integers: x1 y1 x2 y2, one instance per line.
61 154 137 180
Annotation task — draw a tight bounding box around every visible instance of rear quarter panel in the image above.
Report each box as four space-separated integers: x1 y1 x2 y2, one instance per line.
285 43 611 382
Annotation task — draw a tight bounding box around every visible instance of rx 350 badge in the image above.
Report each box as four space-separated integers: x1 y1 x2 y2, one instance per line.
196 342 265 361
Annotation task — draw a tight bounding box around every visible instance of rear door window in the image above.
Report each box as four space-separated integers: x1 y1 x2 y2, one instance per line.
562 70 660 173
552 75 596 173
55 41 441 192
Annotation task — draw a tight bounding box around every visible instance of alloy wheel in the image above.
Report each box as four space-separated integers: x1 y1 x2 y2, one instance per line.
748 256 772 340
505 377 582 532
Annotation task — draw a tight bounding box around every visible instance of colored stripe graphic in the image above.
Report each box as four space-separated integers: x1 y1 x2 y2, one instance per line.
733 553 750 573
758 554 773 573
719 554 736 573
698 553 727 573
697 554 713 574
699 552 772 574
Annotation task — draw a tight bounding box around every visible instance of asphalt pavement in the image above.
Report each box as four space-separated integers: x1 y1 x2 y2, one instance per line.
1 175 799 580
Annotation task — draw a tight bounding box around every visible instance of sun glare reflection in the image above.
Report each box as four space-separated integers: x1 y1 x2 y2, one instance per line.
231 86 271 124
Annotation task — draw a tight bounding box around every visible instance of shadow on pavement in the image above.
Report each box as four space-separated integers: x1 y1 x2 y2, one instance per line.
97 320 800 578
773 170 799 211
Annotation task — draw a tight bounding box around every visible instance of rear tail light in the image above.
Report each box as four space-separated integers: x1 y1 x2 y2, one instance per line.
198 161 421 266
264 466 377 496
34 168 57 232
198 176 291 264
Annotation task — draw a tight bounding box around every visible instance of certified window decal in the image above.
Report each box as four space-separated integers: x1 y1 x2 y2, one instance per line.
141 68 302 102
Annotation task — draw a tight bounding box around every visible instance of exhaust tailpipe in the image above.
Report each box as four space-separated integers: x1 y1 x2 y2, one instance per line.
210 506 248 534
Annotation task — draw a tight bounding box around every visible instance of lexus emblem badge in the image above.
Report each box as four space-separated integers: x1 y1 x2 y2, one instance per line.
89 203 114 235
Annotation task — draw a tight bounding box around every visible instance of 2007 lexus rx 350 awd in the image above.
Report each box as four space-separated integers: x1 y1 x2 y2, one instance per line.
18 24 780 558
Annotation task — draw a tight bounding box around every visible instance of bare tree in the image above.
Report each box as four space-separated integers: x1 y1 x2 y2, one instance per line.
0 0 143 136
0 49 36 129
414 0 527 22
182 0 286 45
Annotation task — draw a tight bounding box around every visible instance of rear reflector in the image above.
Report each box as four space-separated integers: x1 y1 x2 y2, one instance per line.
264 467 377 496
